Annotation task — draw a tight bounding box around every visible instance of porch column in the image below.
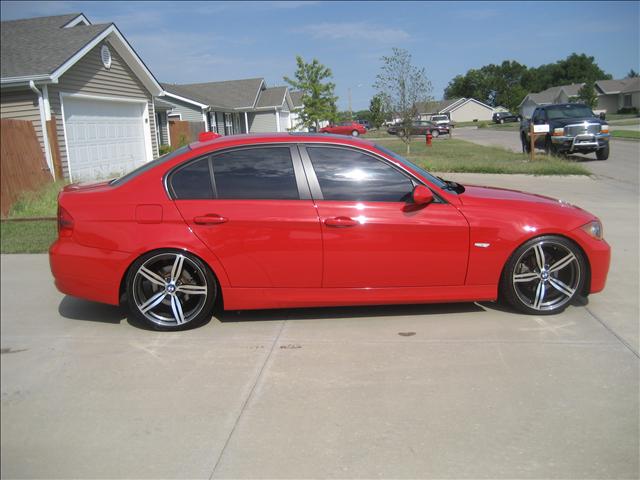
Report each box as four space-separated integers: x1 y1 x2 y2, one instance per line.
244 112 249 133
275 110 280 132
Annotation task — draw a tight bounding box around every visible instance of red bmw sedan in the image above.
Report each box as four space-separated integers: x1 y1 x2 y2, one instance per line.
50 133 610 330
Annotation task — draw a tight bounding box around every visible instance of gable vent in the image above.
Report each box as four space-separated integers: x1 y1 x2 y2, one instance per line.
101 45 112 69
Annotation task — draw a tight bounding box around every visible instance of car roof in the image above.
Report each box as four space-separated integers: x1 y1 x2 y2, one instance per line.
189 132 376 151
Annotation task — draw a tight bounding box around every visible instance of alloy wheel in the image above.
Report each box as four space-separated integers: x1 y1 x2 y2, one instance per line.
131 252 210 327
511 240 581 312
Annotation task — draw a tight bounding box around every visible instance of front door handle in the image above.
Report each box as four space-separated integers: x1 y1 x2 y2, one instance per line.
324 216 358 227
194 215 228 225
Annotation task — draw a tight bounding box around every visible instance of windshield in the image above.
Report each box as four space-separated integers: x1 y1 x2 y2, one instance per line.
110 145 191 185
375 144 447 189
546 104 595 120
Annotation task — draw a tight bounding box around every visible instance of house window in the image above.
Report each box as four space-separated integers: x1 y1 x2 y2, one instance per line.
225 113 233 135
623 94 632 108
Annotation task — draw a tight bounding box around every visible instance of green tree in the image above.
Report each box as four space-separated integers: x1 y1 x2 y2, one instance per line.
577 81 598 109
628 69 639 78
284 56 338 130
374 48 432 153
368 95 385 129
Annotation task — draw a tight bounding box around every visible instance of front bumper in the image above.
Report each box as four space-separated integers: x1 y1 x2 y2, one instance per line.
569 226 611 294
551 133 610 152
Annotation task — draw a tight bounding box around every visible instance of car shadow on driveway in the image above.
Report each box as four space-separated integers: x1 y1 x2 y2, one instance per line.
58 296 126 324
57 295 490 329
217 302 487 323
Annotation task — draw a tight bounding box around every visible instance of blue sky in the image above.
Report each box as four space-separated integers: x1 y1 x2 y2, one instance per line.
2 1 639 110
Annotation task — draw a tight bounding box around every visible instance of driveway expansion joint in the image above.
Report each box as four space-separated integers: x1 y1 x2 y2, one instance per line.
585 306 639 359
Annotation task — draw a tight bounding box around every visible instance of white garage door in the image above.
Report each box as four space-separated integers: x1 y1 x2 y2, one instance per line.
279 111 290 132
63 96 148 181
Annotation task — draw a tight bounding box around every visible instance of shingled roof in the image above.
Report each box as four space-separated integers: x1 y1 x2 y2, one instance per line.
162 78 265 110
256 86 287 109
1 14 111 79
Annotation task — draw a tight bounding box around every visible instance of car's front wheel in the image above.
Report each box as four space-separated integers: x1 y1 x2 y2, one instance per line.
126 250 217 330
351 130 360 137
431 129 440 138
501 236 586 315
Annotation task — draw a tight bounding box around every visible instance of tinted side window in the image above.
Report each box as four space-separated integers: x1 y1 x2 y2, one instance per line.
307 147 413 202
171 157 213 199
212 147 299 200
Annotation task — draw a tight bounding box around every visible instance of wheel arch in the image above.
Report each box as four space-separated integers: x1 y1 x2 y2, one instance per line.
498 233 592 297
118 246 226 309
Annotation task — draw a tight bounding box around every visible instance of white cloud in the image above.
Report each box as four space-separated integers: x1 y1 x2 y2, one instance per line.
294 21 410 43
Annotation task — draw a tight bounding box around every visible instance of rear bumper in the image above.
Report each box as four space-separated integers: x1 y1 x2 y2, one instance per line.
49 238 132 305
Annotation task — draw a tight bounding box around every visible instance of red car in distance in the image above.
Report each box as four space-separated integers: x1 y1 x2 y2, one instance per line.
319 121 367 136
50 133 610 331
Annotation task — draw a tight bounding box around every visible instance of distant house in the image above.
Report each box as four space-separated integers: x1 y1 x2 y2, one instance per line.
158 78 295 144
519 78 640 118
1 13 162 181
417 97 495 122
595 78 640 113
288 91 306 131
518 84 584 118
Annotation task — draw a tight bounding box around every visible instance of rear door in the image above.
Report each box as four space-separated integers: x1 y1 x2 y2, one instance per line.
171 145 322 287
300 145 469 288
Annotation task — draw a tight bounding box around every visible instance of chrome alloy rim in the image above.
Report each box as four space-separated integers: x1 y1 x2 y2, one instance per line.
132 253 208 327
512 241 581 312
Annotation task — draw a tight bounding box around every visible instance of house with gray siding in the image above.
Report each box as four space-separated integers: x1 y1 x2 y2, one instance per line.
1 13 162 181
518 79 640 118
159 78 295 141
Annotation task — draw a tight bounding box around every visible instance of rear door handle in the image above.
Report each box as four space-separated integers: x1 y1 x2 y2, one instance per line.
193 215 228 225
324 216 358 227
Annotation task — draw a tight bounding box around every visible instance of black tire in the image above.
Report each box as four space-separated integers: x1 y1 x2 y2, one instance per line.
543 135 551 155
521 133 531 153
431 129 440 138
596 143 609 160
126 249 217 331
500 235 587 315
351 130 359 137
500 119 505 124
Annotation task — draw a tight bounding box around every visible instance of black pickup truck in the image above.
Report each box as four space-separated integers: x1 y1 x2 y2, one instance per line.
520 103 610 160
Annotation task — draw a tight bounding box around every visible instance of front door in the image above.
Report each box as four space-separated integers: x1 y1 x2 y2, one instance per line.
301 145 469 288
171 145 322 287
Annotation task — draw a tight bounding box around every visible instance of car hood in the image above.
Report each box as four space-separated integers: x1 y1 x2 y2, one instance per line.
549 117 604 127
457 184 588 212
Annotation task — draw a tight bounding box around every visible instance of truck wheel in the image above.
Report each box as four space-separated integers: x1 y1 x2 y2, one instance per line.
500 119 504 124
543 136 552 155
521 133 530 153
596 144 609 160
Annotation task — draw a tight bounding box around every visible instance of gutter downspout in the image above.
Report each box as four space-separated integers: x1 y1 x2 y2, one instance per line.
29 80 54 179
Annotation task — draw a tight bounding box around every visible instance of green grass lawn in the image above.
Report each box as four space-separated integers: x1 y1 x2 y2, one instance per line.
376 137 590 175
8 181 65 218
1 220 57 253
611 130 640 139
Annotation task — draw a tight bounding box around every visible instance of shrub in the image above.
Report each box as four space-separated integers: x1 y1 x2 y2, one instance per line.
159 145 173 156
617 107 638 115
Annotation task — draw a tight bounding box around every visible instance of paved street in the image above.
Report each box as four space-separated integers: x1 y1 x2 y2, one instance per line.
2 172 639 478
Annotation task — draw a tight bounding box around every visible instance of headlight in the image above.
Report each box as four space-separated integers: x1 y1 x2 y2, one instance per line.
581 220 603 240
552 127 565 136
600 124 609 134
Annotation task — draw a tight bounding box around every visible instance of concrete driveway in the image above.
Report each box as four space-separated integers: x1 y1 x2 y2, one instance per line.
1 174 638 479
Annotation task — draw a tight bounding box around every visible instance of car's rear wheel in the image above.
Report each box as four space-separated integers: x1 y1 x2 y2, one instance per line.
431 129 440 138
501 236 586 315
126 250 217 330
596 143 609 160
351 130 359 137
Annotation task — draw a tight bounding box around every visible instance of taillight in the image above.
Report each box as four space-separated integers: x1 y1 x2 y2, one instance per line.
58 206 74 236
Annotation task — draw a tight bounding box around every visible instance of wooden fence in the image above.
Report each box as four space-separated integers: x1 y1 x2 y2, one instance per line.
169 120 205 146
1 119 53 217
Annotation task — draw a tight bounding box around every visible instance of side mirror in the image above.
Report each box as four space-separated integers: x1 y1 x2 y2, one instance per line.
599 112 606 121
412 185 434 205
